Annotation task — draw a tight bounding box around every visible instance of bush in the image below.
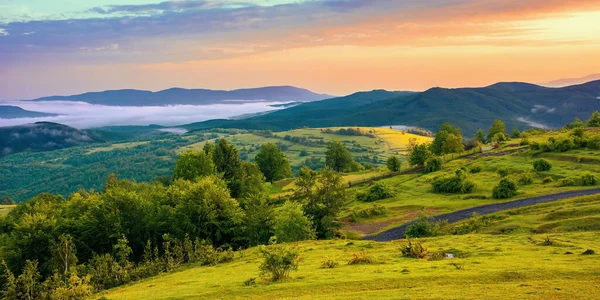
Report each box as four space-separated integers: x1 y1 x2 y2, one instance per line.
424 157 443 173
492 178 518 199
516 172 535 186
581 173 599 186
496 167 509 177
582 249 595 255
542 176 554 184
449 213 501 235
469 165 482 174
299 150 309 157
258 242 300 282
348 250 376 265
432 170 475 194
519 138 530 146
356 182 395 202
404 215 447 238
386 156 402 172
320 256 339 269
533 159 552 172
558 177 577 187
400 239 429 259
349 204 387 222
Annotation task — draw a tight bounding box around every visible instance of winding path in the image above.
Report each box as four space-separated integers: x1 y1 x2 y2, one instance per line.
364 188 600 242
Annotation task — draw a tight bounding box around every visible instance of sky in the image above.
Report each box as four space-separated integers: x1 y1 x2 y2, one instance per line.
1 0 600 100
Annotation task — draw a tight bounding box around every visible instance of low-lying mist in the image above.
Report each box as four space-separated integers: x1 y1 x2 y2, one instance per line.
0 101 286 129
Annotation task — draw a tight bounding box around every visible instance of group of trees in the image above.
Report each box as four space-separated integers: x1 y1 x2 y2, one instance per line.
0 138 352 298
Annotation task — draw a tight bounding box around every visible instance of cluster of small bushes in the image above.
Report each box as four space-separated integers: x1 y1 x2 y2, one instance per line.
424 157 443 173
355 182 396 202
400 239 429 259
432 169 475 194
558 173 599 187
404 216 448 238
448 213 503 235
348 204 387 222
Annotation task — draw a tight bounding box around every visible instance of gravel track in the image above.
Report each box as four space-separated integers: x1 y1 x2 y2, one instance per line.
364 188 600 242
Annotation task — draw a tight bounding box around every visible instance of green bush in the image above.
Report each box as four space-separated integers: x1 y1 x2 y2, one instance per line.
519 138 530 146
258 242 300 282
496 168 509 177
492 178 518 199
533 159 552 172
400 239 429 259
516 172 535 186
432 170 476 194
355 182 395 202
542 176 554 184
348 250 376 265
386 156 402 172
581 173 599 186
424 157 443 173
348 204 387 222
469 165 482 174
558 177 576 187
320 256 339 269
405 216 447 238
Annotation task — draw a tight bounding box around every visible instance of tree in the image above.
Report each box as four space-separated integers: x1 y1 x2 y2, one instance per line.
212 139 241 180
307 169 349 238
255 143 292 183
587 110 600 127
235 161 267 200
1 260 17 300
430 123 463 155
242 195 275 246
511 127 521 138
487 120 507 142
0 196 15 205
16 260 41 300
325 141 353 172
474 129 486 144
492 178 518 199
386 156 401 172
274 202 316 243
50 234 78 279
258 242 300 282
565 117 585 129
408 144 431 167
293 166 317 200
172 150 216 181
441 133 464 154
424 157 443 173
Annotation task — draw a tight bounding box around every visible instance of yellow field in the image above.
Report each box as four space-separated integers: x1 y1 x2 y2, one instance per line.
0 205 16 216
370 128 432 154
86 141 150 154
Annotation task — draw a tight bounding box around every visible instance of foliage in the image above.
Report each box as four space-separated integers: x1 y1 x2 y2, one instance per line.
558 177 577 187
516 172 535 186
424 157 443 173
242 195 275 247
492 178 518 199
355 183 395 202
430 123 464 155
474 129 486 144
325 141 354 172
255 143 292 183
533 159 552 172
542 176 554 184
470 165 482 174
319 256 339 269
172 150 215 181
348 204 387 222
565 117 585 129
581 173 599 186
586 110 600 127
408 144 432 167
0 196 15 205
432 170 475 194
405 215 447 238
487 120 507 142
211 139 242 181
511 127 521 138
400 239 429 259
347 250 375 265
274 202 316 243
520 138 530 146
386 156 401 172
258 242 300 282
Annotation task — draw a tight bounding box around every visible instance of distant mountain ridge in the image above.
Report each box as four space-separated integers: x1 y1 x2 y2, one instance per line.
541 74 600 88
0 106 58 119
183 80 600 135
32 86 335 106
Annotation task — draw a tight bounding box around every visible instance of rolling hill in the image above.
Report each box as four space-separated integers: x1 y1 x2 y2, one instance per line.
0 105 58 119
32 86 334 106
183 80 600 135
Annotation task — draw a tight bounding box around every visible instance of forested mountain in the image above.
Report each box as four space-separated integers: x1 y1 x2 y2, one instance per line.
183 81 600 135
33 86 334 106
0 105 57 119
0 122 115 157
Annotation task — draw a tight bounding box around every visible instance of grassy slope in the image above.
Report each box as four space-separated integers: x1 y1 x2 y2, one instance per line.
0 205 15 216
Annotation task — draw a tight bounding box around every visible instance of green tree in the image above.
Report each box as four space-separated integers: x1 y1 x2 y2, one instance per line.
172 150 215 181
386 156 402 172
430 123 463 155
511 127 521 138
212 139 241 180
587 111 600 127
49 234 78 279
274 202 316 243
1 260 17 300
408 144 432 167
242 195 275 246
441 133 464 154
258 242 300 281
487 120 507 142
474 129 486 144
16 260 41 300
305 169 349 238
325 141 354 172
293 166 317 200
492 178 518 199
565 117 585 129
255 143 292 183
236 161 267 200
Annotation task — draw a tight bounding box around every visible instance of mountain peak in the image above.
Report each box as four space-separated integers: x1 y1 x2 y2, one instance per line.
486 82 544 92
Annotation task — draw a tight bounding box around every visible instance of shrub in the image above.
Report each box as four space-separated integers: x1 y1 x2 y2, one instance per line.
516 172 535 186
400 239 429 259
432 170 475 194
533 159 552 172
558 177 577 187
258 242 300 282
530 142 541 150
424 157 443 173
320 256 339 269
348 204 387 222
348 250 376 265
356 182 395 202
299 150 309 157
582 249 595 255
243 278 256 286
449 213 502 235
470 165 482 174
581 173 599 186
496 167 509 177
274 202 316 243
519 138 530 146
405 215 447 238
542 176 554 184
386 156 402 172
492 178 518 199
